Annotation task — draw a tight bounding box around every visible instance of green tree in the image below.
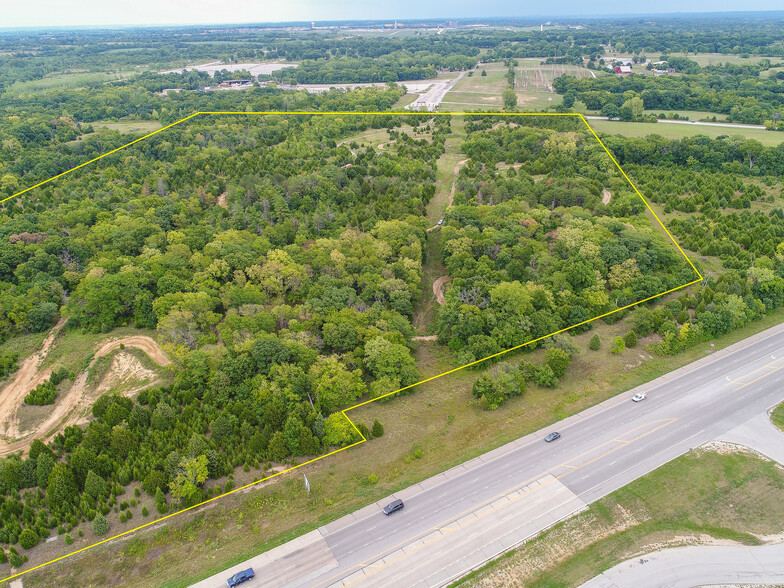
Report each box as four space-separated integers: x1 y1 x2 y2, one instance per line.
19 528 39 550
46 463 78 510
534 364 558 388
92 513 109 536
611 336 626 355
624 330 638 348
544 348 571 378
502 88 518 111
371 419 384 438
311 356 366 414
589 334 601 350
155 487 168 514
323 413 358 447
84 470 106 499
170 455 208 505
267 431 289 462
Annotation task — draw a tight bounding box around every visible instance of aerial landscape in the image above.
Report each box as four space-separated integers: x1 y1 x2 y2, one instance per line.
3 2 784 587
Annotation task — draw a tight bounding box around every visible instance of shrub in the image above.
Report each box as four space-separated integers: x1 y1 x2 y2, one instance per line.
356 422 371 440
624 330 638 348
367 473 378 484
134 487 141 498
9 552 22 568
544 348 571 378
92 514 109 536
142 506 149 517
155 488 168 514
611 336 626 355
19 528 38 549
65 534 73 545
589 334 601 350
534 364 558 388
119 513 127 523
24 381 57 405
371 419 384 438
0 549 6 564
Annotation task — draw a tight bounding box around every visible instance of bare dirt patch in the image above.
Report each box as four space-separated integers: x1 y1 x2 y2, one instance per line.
433 275 452 305
0 334 171 456
96 351 158 395
0 318 65 440
602 188 612 205
216 192 228 209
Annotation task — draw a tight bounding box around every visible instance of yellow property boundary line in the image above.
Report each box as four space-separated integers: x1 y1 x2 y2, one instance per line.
0 111 702 584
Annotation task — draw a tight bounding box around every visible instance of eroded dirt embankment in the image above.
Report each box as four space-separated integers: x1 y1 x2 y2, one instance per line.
0 330 171 456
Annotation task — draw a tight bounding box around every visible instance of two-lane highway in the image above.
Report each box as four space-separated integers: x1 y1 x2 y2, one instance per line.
193 322 784 588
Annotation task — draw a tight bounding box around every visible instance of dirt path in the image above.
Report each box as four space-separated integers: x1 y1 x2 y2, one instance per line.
0 318 66 440
602 188 612 205
433 275 452 305
216 192 228 209
412 335 438 341
0 334 171 456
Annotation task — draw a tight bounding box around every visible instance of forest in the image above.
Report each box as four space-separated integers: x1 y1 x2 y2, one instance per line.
3 13 784 577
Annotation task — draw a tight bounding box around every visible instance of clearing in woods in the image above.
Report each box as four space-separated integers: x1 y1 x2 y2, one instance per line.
0 328 171 456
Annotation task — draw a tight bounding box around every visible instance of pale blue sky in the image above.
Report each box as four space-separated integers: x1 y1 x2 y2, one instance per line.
4 0 783 28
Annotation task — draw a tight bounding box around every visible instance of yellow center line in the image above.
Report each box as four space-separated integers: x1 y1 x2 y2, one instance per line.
733 365 784 391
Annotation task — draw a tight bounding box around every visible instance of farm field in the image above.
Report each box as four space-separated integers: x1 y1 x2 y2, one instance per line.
442 60 589 112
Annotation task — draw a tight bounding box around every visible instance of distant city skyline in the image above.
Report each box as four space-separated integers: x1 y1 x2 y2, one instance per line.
3 1 784 29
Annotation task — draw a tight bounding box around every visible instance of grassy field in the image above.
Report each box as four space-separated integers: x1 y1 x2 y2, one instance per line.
91 120 163 134
20 296 784 588
587 118 784 146
7 72 134 95
453 448 784 587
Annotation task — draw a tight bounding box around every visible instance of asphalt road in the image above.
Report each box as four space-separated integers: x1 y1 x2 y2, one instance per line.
193 322 784 588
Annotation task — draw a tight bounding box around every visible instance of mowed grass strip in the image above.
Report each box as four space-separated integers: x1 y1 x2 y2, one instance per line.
453 449 784 588
588 118 784 146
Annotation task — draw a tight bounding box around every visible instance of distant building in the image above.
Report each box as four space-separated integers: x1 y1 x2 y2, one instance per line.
614 58 634 66
219 79 252 88
614 65 632 74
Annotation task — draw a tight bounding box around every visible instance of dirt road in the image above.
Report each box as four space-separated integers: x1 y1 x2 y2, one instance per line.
433 276 452 305
0 333 171 456
0 318 66 440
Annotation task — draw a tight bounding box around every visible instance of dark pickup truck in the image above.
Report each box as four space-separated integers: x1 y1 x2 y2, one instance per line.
226 568 255 587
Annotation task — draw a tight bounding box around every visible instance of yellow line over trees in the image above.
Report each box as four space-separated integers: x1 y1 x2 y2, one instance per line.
0 111 702 584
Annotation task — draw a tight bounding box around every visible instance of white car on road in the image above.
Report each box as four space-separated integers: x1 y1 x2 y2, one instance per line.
632 392 647 402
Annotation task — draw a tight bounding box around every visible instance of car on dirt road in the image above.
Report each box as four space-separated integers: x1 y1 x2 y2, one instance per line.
544 432 560 442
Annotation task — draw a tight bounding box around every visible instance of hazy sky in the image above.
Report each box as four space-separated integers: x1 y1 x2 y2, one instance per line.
4 0 783 28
